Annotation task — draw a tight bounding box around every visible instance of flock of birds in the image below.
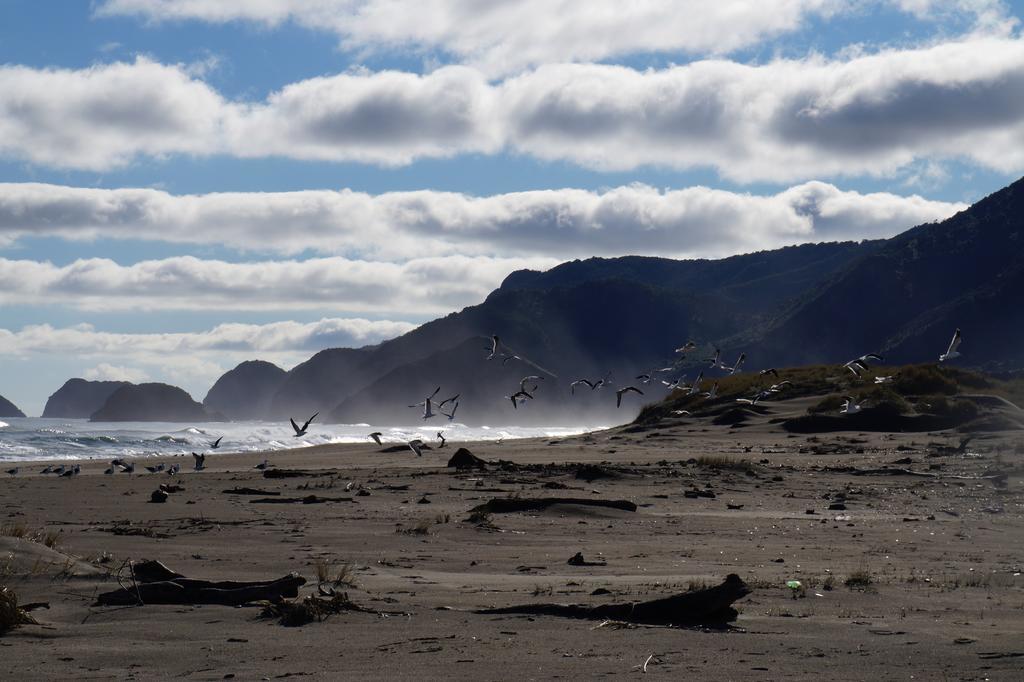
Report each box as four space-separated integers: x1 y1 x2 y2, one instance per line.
4 328 965 476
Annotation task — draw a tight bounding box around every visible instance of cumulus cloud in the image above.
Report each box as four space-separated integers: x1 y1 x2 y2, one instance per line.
0 255 560 313
94 1 1015 76
2 36 1024 179
0 181 965 260
83 363 150 382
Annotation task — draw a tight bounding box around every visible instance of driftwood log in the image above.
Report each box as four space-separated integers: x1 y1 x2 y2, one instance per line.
96 560 306 606
471 497 637 514
476 574 750 627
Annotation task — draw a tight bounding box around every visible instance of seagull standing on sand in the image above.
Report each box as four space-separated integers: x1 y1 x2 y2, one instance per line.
254 459 270 470
192 452 206 470
615 386 644 408
291 412 318 437
408 439 425 457
939 328 962 362
120 461 135 474
145 463 165 474
368 431 383 445
5 467 17 476
409 387 441 420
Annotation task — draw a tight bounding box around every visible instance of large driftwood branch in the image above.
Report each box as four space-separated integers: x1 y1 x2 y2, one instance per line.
96 560 306 606
471 497 637 514
476 574 750 627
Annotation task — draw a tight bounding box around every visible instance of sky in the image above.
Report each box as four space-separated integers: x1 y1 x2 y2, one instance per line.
1 0 1023 416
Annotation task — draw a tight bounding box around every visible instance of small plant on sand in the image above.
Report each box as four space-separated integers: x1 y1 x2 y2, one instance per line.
0 586 37 635
398 519 432 536
0 521 30 539
694 455 749 470
845 568 874 589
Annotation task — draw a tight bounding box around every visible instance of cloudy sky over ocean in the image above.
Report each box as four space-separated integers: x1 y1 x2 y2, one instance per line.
2 0 1022 414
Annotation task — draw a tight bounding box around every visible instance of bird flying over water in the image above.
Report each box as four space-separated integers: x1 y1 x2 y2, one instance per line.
440 402 458 421
291 412 318 436
508 390 533 409
409 387 441 420
939 328 962 362
210 436 222 449
368 431 383 445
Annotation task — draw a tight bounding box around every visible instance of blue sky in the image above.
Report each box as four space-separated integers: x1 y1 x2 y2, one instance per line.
1 0 1023 415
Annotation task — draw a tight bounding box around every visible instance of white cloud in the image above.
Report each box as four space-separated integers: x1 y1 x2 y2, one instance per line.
94 1 1016 76
0 255 559 313
83 363 150 382
0 318 417 357
2 37 1024 178
0 181 965 261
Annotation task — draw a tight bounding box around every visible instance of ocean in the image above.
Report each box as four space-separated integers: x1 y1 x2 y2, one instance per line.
0 417 598 463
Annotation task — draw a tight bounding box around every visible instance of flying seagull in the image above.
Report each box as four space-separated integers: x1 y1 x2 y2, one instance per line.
939 328 962 362
760 368 779 378
409 387 441 420
840 396 864 415
291 412 318 437
704 348 721 368
661 377 685 390
520 375 543 393
437 393 459 410
440 401 458 421
368 431 383 445
210 436 223 450
508 390 533 409
688 372 704 396
635 373 653 385
615 386 644 408
671 409 692 416
768 381 792 393
408 439 425 457
724 353 746 374
192 452 206 470
703 382 719 400
485 335 501 360
844 354 884 378
675 341 697 354
570 379 595 394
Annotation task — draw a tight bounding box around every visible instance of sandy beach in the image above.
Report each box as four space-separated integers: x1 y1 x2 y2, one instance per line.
1 396 1021 680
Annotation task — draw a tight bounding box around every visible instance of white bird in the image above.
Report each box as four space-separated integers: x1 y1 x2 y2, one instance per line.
768 381 793 393
210 436 223 449
254 459 270 470
661 376 685 390
508 390 533 409
760 368 779 378
671 409 692 416
5 467 17 476
485 335 501 360
844 353 884 377
840 396 864 414
408 439 425 457
735 392 765 405
368 431 383 445
409 387 441 420
520 376 543 393
290 412 318 436
688 372 704 396
440 401 458 421
704 348 721 368
939 328 962 362
724 353 746 374
675 341 697 354
615 386 644 408
874 375 894 384
702 382 719 400
192 452 206 470
635 373 653 385
570 379 595 394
